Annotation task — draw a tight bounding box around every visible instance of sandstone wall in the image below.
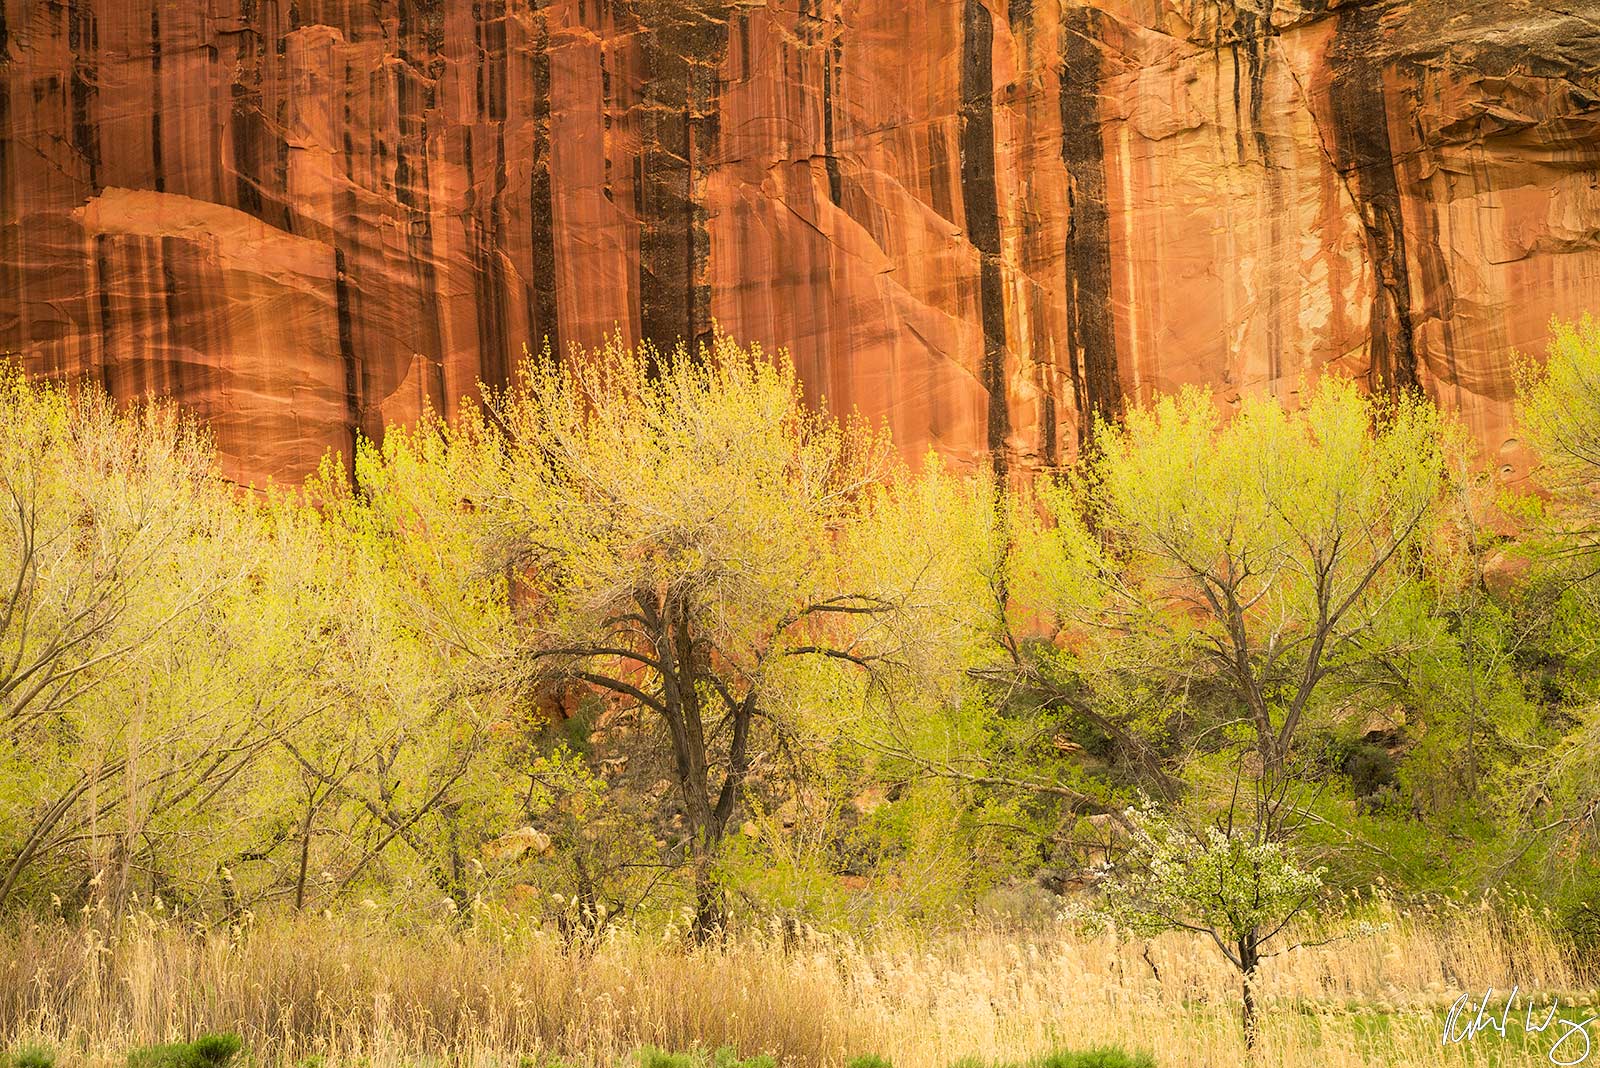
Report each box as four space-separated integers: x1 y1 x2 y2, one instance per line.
1 0 1597 484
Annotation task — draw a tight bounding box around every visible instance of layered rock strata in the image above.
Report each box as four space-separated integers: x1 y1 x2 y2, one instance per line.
1 0 1597 484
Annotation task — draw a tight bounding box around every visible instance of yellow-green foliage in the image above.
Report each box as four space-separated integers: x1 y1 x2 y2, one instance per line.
1508 316 1600 896
1012 378 1447 795
0 369 282 912
446 335 1010 925
1519 314 1600 514
4 317 1600 943
475 333 894 685
6 317 1600 1064
208 334 1007 926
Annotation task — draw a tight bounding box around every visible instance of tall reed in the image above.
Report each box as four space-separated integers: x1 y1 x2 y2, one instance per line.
0 898 1588 1067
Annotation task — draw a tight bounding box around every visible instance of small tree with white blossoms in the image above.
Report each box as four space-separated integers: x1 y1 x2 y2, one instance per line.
1098 801 1325 1048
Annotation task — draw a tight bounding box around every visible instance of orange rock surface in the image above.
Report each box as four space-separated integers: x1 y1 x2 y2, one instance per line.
2 0 1597 485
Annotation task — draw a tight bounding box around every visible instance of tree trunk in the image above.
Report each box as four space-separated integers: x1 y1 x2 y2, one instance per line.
625 589 756 942
294 793 316 911
690 859 724 942
1239 934 1262 1049
1241 968 1257 1049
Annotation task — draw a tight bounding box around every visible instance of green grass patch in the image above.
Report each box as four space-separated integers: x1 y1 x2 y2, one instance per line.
6 1046 58 1068
948 1050 1155 1068
126 1033 243 1068
635 1048 777 1068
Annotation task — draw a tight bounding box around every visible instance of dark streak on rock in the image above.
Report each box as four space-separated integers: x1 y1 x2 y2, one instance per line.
601 49 613 201
1010 0 1037 65
276 100 292 229
1041 391 1057 466
232 81 264 217
399 2 447 71
151 5 164 193
393 41 446 410
232 0 291 229
473 2 488 118
1328 3 1420 392
0 10 7 249
961 0 1009 477
480 157 514 390
161 235 184 400
69 2 99 189
335 246 361 460
342 59 354 190
1236 1 1285 386
635 0 730 360
1229 42 1246 162
823 16 842 206
530 12 560 359
94 234 115 395
479 0 508 123
1059 8 1121 442
469 1 513 391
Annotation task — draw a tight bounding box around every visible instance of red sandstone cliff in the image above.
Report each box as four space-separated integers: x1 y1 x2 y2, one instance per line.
1 0 1597 485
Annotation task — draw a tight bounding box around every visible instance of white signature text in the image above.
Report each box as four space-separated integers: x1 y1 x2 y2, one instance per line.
1442 986 1597 1066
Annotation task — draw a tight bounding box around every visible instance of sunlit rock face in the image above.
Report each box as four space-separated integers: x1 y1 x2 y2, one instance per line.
1 0 1596 485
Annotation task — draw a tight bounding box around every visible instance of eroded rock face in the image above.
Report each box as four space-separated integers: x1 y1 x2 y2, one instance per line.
1 0 1597 485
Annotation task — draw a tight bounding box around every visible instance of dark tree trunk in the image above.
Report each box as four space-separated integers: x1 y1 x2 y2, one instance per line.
1239 932 1262 1049
294 788 319 911
633 589 755 942
690 858 725 942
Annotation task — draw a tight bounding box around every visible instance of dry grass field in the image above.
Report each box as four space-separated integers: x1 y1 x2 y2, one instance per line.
0 899 1591 1067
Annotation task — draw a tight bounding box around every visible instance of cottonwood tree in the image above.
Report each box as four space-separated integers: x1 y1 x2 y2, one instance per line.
949 380 1448 1038
462 335 922 936
1520 314 1600 570
1502 315 1600 893
0 373 288 911
238 435 522 915
1006 379 1446 822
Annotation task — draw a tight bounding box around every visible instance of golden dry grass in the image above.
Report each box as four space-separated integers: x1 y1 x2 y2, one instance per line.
0 899 1591 1067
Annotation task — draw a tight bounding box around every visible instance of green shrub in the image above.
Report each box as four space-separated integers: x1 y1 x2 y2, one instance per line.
1343 742 1397 799
1031 1050 1155 1068
127 1033 243 1068
638 1051 697 1068
635 1049 776 1068
10 1046 57 1068
127 1044 188 1068
949 1051 1155 1068
846 1057 894 1068
189 1035 242 1067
